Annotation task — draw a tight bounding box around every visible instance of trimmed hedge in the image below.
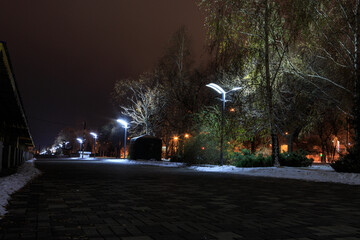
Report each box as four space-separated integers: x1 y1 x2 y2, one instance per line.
232 149 274 167
279 150 313 167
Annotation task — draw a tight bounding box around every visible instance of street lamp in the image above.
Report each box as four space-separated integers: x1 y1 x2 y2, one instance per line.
117 119 129 159
206 83 241 165
76 138 83 158
90 132 97 158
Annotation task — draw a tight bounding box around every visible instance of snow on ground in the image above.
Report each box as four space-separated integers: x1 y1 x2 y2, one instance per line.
104 159 184 167
0 161 41 218
188 164 360 185
105 159 360 185
103 158 360 185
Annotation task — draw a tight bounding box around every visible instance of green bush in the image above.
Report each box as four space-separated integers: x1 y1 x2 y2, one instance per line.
330 147 360 173
231 149 273 167
182 135 220 165
279 150 313 167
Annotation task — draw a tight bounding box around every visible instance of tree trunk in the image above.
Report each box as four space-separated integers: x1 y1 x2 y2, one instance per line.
264 0 280 166
321 144 327 163
271 129 280 166
287 133 294 153
354 0 360 151
250 139 256 154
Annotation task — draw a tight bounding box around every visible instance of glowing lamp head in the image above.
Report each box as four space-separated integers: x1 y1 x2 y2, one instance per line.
117 119 128 128
174 136 179 141
231 87 242 91
184 134 189 138
206 83 225 94
90 132 98 139
76 138 83 144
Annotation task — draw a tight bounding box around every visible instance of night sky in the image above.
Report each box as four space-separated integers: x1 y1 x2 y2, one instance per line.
0 0 207 147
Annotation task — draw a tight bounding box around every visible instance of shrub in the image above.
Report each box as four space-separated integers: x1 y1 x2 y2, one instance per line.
231 150 273 167
182 135 220 165
330 147 360 173
279 150 313 167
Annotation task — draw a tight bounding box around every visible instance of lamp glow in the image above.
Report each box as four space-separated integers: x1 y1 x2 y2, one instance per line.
76 138 83 158
117 119 129 159
90 132 98 158
117 119 128 128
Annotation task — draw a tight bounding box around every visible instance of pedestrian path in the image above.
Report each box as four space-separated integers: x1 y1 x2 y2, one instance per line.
0 159 359 239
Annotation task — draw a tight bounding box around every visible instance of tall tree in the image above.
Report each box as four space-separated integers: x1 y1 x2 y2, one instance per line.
293 0 360 151
200 0 316 165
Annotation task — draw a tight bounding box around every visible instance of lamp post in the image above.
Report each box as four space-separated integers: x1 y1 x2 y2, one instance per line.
206 83 241 165
90 132 97 158
117 119 129 159
76 138 83 158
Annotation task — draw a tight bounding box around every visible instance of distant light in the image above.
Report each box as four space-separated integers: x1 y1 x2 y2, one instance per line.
201 147 205 150
117 119 128 128
76 138 83 143
285 132 288 135
90 132 98 138
184 134 190 138
174 136 179 141
230 108 235 112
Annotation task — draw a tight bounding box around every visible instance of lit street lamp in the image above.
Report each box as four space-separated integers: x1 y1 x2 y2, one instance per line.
206 83 241 165
76 138 83 158
90 132 98 158
117 119 129 159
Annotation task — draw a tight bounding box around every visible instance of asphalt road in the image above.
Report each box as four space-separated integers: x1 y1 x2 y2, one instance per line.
0 158 359 240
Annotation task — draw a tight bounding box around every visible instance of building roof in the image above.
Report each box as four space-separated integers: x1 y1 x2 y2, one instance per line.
0 41 34 148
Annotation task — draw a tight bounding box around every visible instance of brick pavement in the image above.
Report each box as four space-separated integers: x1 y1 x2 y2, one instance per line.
0 159 359 240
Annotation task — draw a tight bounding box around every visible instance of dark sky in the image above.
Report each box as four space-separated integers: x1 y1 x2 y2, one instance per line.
0 0 207 147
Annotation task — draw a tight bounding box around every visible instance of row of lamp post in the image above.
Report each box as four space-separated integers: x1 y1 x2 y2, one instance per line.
74 82 237 164
75 120 129 159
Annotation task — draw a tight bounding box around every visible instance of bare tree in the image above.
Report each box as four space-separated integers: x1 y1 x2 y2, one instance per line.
121 83 165 136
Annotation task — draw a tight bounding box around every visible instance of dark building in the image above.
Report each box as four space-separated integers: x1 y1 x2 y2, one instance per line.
0 41 34 172
128 135 162 161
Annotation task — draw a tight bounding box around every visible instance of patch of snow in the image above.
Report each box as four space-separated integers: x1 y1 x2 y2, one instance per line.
104 159 184 167
104 159 360 185
188 165 360 185
0 161 41 219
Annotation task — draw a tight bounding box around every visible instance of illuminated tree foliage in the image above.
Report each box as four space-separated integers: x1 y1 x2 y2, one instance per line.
200 0 316 165
292 0 360 150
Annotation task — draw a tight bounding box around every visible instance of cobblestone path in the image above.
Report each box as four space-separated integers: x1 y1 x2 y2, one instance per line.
0 159 359 240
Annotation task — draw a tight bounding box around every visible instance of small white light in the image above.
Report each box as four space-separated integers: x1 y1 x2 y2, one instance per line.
90 132 98 138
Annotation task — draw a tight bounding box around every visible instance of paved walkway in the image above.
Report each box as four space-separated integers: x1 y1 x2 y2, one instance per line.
0 159 359 240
